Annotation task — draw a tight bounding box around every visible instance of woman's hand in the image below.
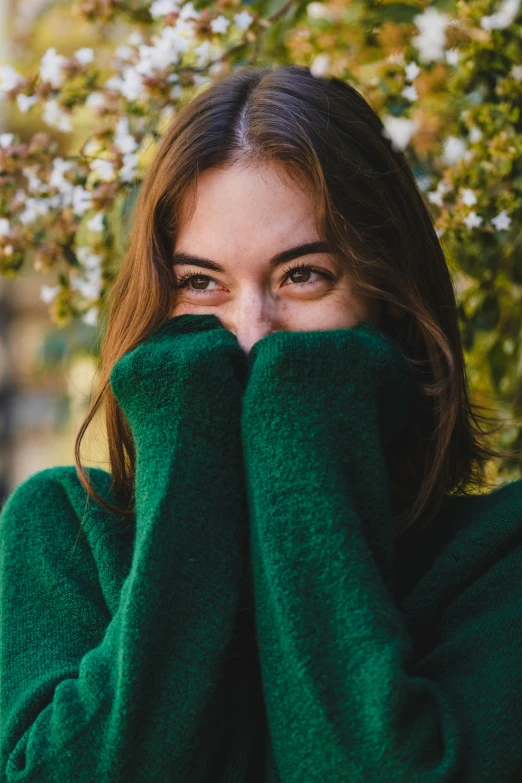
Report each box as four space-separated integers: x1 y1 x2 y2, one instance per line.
243 320 413 451
109 313 248 447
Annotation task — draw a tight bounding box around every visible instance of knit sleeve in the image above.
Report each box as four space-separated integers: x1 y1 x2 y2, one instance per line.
240 321 522 783
0 314 249 782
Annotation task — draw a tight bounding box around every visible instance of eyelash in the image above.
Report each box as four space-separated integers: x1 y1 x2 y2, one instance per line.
173 261 338 296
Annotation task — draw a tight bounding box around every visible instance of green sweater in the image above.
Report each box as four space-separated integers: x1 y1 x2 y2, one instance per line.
1 313 522 782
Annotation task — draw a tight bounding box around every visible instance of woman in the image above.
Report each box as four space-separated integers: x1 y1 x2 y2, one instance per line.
1 64 521 782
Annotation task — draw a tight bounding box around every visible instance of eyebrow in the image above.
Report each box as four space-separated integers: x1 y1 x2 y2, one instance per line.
171 240 333 273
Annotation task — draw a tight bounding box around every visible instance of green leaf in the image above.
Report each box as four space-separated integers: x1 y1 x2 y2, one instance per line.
372 3 420 24
473 293 501 331
435 0 457 11
487 338 509 389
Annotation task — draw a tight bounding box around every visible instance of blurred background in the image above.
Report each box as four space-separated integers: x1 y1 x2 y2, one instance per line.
0 273 102 497
0 0 521 504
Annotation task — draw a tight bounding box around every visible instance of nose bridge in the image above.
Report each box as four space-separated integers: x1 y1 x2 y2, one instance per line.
232 284 275 354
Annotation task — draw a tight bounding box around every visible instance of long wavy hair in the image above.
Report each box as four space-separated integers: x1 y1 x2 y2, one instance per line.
75 64 519 538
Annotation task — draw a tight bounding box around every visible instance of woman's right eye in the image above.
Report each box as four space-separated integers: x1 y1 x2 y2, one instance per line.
174 274 220 296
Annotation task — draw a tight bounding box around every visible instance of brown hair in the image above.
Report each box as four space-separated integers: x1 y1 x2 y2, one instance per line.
75 64 520 538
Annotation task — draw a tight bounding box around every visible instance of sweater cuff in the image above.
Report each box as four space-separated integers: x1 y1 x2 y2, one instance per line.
244 320 414 451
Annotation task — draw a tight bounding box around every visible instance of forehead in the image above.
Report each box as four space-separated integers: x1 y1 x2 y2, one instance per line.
176 162 320 246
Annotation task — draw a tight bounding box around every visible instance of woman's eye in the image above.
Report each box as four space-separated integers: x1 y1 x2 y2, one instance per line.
173 274 220 296
173 264 336 296
283 267 325 286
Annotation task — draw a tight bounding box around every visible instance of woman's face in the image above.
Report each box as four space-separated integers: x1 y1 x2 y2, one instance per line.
171 161 380 355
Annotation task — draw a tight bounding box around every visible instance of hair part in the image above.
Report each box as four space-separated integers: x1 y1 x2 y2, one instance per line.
75 64 521 539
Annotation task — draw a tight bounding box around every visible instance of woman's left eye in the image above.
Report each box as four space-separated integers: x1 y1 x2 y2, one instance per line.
173 264 337 296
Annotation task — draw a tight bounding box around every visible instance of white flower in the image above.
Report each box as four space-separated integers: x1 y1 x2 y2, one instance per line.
193 74 212 88
72 186 93 216
460 188 477 206
193 40 222 69
34 197 51 216
105 76 123 91
401 85 418 101
170 83 184 100
438 179 452 195
511 64 522 81
481 0 520 30
76 246 100 266
23 166 47 195
179 1 199 20
469 126 483 143
120 152 139 183
427 190 444 206
491 209 511 231
82 306 98 327
72 250 103 299
445 48 461 66
464 210 483 229
442 136 467 165
136 49 162 77
404 61 421 81
91 158 115 181
75 47 94 65
43 100 72 132
0 133 14 147
49 158 74 174
114 117 138 154
149 0 180 18
209 61 226 77
135 26 191 79
19 204 39 224
194 40 212 68
128 31 144 46
121 66 145 100
83 139 103 156
411 7 450 63
381 116 419 151
115 45 134 62
18 197 54 224
87 212 105 232
310 53 330 78
0 218 11 236
40 285 60 304
234 9 254 29
210 15 230 34
49 157 74 189
306 2 333 19
0 65 24 92
71 271 102 300
40 48 68 89
167 19 197 52
86 92 105 110
16 94 37 112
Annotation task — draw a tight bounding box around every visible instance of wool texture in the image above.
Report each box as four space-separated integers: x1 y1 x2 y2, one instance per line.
241 321 522 783
0 314 267 782
1 314 522 782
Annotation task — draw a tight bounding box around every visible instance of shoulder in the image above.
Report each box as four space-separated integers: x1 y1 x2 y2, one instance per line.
448 477 522 546
0 465 130 554
427 477 522 590
397 478 522 606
